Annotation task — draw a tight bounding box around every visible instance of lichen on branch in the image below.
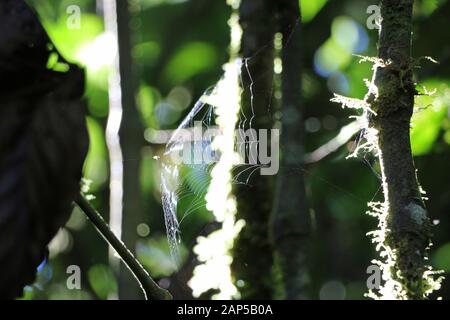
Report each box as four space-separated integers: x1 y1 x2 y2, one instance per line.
333 0 443 299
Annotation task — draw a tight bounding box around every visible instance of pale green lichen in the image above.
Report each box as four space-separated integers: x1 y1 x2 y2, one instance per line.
335 54 444 300
364 182 443 300
406 202 427 226
330 94 377 116
330 94 379 159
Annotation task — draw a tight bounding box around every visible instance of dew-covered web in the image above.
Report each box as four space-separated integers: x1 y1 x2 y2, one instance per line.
160 52 383 267
159 58 271 264
160 88 217 263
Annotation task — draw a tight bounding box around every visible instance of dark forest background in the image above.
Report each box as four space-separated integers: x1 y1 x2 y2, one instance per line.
21 0 450 300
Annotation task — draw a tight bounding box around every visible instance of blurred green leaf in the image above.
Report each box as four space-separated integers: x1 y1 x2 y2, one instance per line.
133 42 161 67
83 117 108 190
137 236 187 277
17 288 34 300
411 80 449 155
300 0 328 23
138 85 159 128
432 242 450 272
43 14 104 63
315 38 352 75
415 0 448 17
140 147 156 195
47 284 92 300
163 42 217 85
140 0 188 9
88 264 118 299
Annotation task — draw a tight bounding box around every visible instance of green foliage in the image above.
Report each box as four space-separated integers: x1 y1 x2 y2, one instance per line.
137 236 186 277
433 243 450 272
411 80 450 155
19 0 450 300
133 42 161 67
300 0 327 23
43 14 104 62
137 85 159 128
83 117 108 191
415 0 448 16
88 265 118 299
163 42 218 85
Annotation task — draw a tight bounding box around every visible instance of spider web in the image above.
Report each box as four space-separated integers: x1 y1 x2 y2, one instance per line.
160 93 217 263
159 53 384 267
159 58 272 265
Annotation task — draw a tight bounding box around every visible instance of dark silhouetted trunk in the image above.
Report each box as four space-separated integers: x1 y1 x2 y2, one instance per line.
270 0 311 300
232 0 276 299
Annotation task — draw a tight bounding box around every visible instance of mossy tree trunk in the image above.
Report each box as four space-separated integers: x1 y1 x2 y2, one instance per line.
366 0 438 299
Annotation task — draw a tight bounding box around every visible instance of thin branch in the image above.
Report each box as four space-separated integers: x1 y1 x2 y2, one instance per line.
304 120 360 164
364 0 442 299
75 194 172 300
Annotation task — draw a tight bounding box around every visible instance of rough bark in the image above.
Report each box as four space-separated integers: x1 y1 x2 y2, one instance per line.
231 0 276 299
270 0 310 299
367 0 435 299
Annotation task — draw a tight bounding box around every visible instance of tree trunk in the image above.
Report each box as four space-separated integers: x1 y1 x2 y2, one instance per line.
105 0 145 299
231 0 276 299
367 0 437 299
270 0 311 300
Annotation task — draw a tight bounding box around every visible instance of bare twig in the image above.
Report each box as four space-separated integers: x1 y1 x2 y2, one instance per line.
75 194 172 300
